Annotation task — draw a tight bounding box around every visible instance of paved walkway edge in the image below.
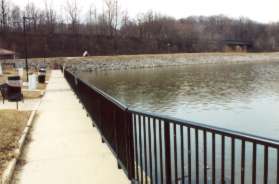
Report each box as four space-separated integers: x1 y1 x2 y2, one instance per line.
1 101 41 184
10 70 130 184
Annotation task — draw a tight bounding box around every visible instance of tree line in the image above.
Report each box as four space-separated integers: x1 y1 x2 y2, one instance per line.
0 0 279 58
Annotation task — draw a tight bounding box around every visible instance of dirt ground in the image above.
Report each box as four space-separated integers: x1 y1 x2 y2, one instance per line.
0 110 31 177
0 69 50 100
0 76 5 84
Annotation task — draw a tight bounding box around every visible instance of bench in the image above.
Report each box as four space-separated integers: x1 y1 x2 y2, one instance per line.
0 83 8 104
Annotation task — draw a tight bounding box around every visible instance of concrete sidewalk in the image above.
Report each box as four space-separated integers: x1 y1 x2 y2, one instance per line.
13 70 130 184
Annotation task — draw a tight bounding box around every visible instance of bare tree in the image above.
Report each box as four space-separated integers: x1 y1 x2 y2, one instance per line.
65 0 80 33
44 0 57 33
24 2 39 31
0 0 9 32
103 0 119 36
86 4 97 35
0 1 279 57
9 4 21 31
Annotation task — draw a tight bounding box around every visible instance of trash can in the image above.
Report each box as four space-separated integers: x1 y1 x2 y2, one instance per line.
38 68 46 83
54 63 59 69
7 76 22 101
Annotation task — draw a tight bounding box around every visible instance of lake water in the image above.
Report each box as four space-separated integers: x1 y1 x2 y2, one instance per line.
79 61 279 183
80 61 279 140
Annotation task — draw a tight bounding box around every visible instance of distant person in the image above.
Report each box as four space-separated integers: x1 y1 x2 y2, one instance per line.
82 51 89 57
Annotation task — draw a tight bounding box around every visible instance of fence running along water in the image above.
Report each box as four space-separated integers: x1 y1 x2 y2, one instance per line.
63 68 279 184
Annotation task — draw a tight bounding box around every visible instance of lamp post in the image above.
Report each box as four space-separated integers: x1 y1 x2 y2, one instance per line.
23 16 34 82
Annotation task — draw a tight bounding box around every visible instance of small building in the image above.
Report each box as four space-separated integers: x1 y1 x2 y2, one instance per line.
223 40 253 52
0 48 17 71
0 48 16 59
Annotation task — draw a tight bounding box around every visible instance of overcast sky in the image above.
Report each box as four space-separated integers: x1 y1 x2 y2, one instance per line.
11 0 279 23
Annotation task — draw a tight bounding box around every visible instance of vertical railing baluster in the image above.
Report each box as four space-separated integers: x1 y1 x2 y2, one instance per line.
100 97 104 140
188 127 192 184
203 130 207 184
113 108 119 168
212 133 216 184
153 118 158 184
159 120 164 184
134 114 139 181
195 129 199 184
241 140 245 184
165 121 172 184
264 145 268 184
148 117 153 184
231 137 235 184
252 143 257 184
127 110 135 181
181 125 185 184
277 148 279 184
138 115 143 184
174 124 178 184
143 116 148 184
221 135 225 184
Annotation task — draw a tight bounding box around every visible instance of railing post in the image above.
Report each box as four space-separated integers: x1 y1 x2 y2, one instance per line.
113 108 121 169
126 110 136 181
99 96 104 140
165 121 172 184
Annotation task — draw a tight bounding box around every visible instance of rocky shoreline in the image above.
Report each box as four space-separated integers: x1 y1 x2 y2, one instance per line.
67 52 279 72
4 52 279 72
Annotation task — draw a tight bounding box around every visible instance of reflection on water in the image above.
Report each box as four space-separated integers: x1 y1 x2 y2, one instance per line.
79 62 279 140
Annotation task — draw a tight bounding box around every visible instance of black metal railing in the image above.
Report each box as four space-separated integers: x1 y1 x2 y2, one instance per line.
64 69 279 184
64 69 135 180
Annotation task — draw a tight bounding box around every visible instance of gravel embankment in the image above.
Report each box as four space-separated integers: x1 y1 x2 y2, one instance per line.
65 52 279 72
4 52 279 72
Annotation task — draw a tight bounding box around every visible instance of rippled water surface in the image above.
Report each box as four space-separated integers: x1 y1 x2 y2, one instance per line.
80 62 279 139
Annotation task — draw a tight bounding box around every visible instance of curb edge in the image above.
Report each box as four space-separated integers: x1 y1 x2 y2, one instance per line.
1 102 40 184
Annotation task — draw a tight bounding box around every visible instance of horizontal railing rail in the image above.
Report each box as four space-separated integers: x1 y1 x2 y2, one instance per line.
63 68 279 184
129 109 279 148
130 109 279 184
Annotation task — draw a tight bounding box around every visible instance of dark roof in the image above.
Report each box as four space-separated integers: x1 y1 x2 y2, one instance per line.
223 40 253 46
0 48 15 56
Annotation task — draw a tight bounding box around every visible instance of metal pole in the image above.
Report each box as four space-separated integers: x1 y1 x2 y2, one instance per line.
23 17 29 82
